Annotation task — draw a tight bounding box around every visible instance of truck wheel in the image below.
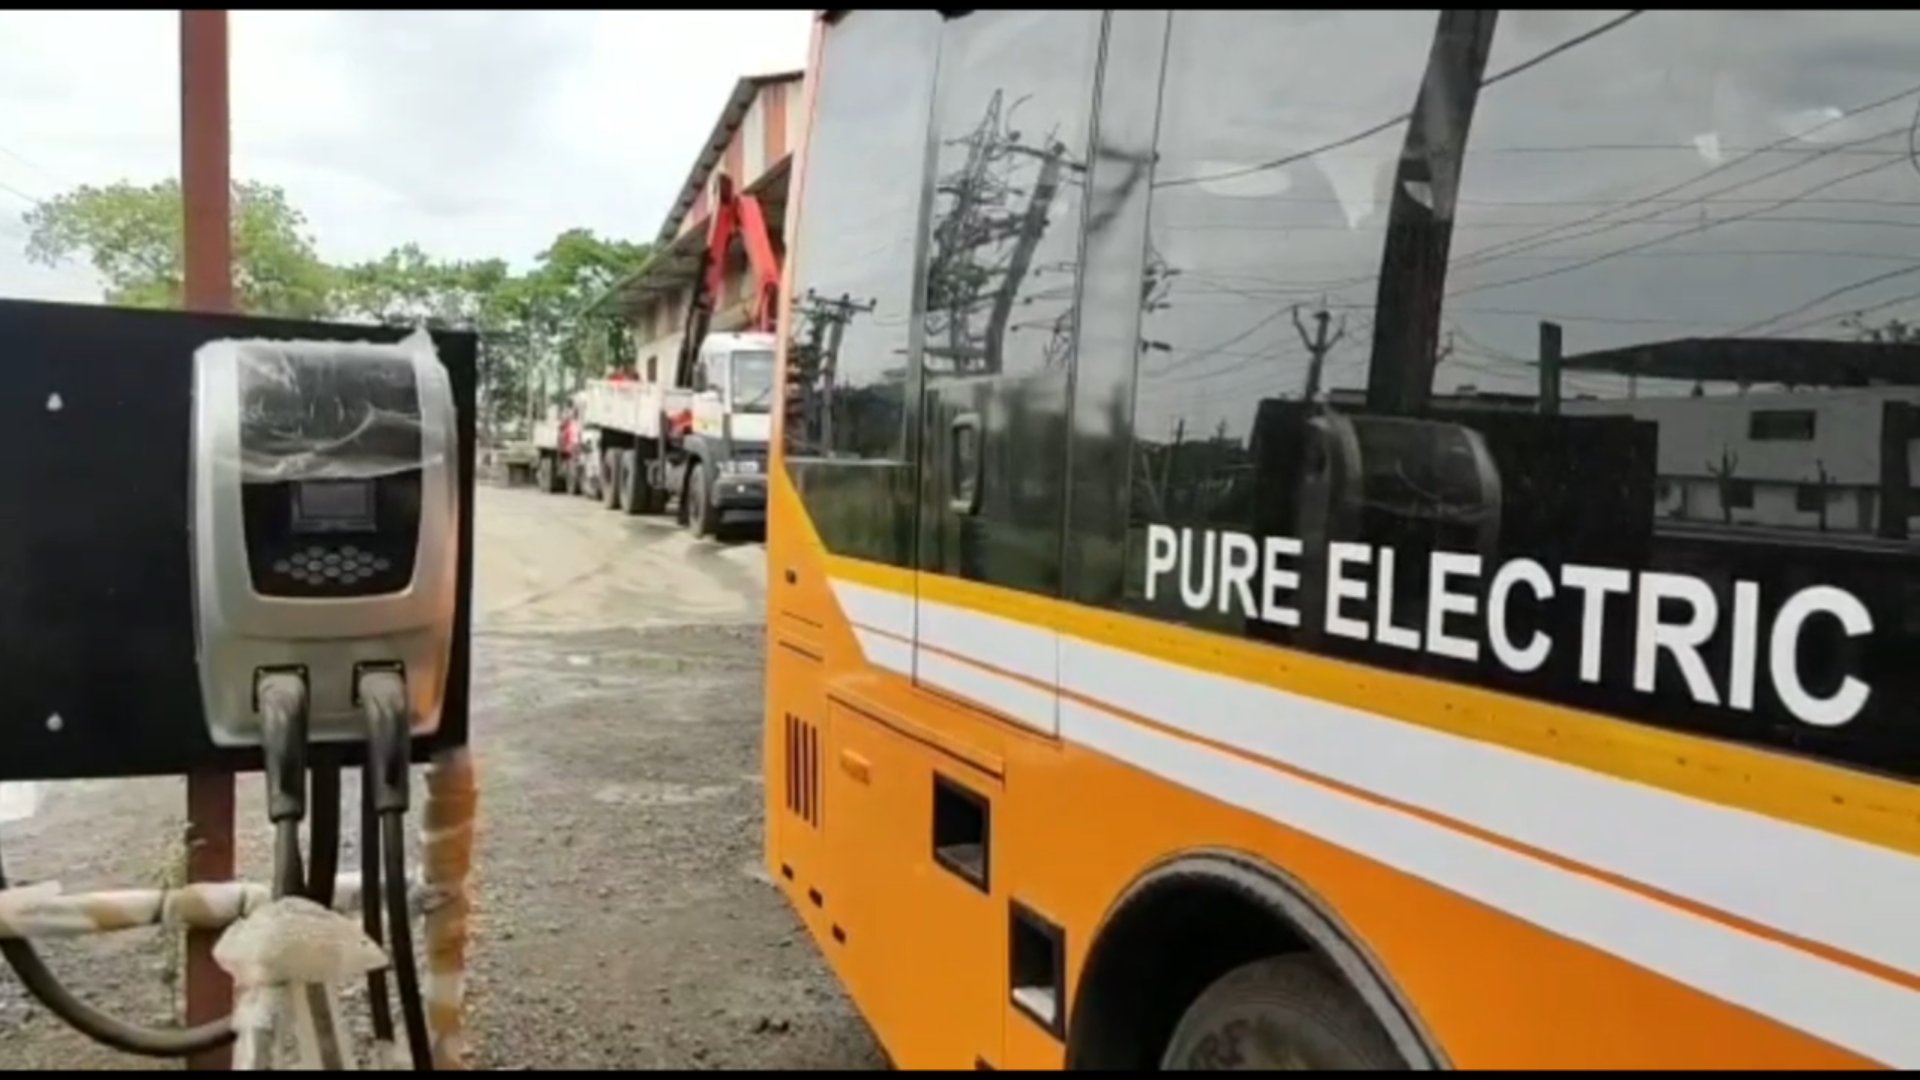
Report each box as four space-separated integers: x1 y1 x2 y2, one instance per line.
602 449 623 510
1159 955 1404 1070
620 449 651 516
688 467 718 538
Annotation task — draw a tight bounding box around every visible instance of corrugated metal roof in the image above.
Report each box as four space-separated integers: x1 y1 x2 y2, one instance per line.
655 69 804 246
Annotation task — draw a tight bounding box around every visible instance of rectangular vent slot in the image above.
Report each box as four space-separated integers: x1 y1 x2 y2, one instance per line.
1010 902 1066 1040
785 713 822 828
932 773 990 892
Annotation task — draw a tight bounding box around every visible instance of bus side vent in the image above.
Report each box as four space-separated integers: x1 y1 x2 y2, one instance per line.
1010 901 1067 1041
932 773 990 893
785 713 822 828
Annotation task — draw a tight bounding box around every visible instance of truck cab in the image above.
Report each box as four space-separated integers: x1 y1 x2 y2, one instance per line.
684 331 776 534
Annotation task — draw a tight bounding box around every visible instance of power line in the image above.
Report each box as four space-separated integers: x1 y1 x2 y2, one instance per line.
1444 153 1910 299
1446 84 1920 271
1152 10 1646 190
1762 283 1920 339
1725 262 1920 337
0 177 42 208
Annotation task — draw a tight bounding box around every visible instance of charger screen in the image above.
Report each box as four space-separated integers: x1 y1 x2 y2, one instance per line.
291 479 377 533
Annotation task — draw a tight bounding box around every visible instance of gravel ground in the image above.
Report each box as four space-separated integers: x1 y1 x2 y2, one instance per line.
0 484 887 1070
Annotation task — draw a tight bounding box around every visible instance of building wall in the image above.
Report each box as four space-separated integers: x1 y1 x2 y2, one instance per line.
624 76 802 383
1567 388 1920 487
676 77 800 244
1566 388 1920 535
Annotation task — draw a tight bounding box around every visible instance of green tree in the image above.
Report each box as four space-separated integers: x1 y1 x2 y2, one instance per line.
23 179 336 317
20 178 656 437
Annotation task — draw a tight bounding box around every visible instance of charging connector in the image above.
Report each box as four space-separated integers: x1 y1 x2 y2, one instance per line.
358 665 434 1071
257 670 312 902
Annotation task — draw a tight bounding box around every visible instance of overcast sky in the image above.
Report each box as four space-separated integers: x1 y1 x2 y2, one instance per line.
0 9 812 303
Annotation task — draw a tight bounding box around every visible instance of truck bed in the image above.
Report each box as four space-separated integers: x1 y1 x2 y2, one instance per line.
578 379 691 440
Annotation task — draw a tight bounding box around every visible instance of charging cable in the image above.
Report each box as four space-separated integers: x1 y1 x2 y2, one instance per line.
361 666 435 1072
0 844 236 1057
0 679 331 1061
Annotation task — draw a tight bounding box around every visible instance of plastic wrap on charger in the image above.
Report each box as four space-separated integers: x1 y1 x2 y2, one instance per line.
216 896 389 1071
421 745 478 1070
0 876 423 940
200 326 451 484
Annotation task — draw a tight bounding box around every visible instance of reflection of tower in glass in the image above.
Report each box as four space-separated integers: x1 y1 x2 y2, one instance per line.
923 89 1083 376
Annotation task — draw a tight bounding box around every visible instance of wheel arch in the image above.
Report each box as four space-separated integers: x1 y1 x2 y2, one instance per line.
1064 848 1446 1071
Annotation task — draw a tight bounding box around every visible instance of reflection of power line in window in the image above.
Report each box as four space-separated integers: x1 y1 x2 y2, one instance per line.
1156 316 1380 391
1180 123 1918 304
1448 86 1920 271
1444 152 1912 299
1450 123 1913 276
1152 10 1647 190
1760 283 1920 339
1730 263 1920 336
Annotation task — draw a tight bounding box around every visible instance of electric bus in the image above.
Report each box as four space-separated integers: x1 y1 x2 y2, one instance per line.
763 9 1920 1069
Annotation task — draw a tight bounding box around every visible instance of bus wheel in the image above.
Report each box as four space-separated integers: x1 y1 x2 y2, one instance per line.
1159 955 1403 1071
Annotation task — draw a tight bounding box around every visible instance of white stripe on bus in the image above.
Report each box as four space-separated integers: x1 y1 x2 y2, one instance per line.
827 577 1920 1036
1062 697 1920 1068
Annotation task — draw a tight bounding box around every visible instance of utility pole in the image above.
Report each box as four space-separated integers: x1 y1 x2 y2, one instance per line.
793 290 874 454
180 9 234 1070
1538 319 1562 416
983 141 1065 374
1293 303 1346 404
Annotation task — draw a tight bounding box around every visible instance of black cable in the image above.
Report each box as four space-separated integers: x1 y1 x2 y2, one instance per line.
307 765 341 907
383 812 434 1072
361 667 434 1072
362 768 397 1049
0 844 235 1058
273 820 306 901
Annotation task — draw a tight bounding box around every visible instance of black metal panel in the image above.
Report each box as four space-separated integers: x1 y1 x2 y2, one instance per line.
0 298 476 781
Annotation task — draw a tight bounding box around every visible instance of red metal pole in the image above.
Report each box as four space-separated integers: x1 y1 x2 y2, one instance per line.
180 9 234 1071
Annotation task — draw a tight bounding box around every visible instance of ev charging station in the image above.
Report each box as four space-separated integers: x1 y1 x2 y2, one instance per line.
0 296 477 1069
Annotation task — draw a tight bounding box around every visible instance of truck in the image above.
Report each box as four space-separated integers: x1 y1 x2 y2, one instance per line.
531 333 774 535
531 170 782 538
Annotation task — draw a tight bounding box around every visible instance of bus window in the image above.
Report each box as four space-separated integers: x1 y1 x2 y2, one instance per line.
1062 11 1172 608
1126 10 1438 633
1426 9 1920 773
1119 8 1920 775
916 9 1104 595
780 10 942 566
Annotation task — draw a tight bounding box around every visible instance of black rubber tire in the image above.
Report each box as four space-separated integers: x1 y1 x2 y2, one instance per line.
601 449 622 509
688 466 718 538
1159 955 1405 1071
620 449 650 516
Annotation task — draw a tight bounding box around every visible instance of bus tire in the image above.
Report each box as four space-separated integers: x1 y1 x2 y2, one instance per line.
1159 954 1404 1071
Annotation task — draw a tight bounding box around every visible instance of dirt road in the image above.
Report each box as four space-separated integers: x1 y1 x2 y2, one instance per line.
0 484 886 1070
